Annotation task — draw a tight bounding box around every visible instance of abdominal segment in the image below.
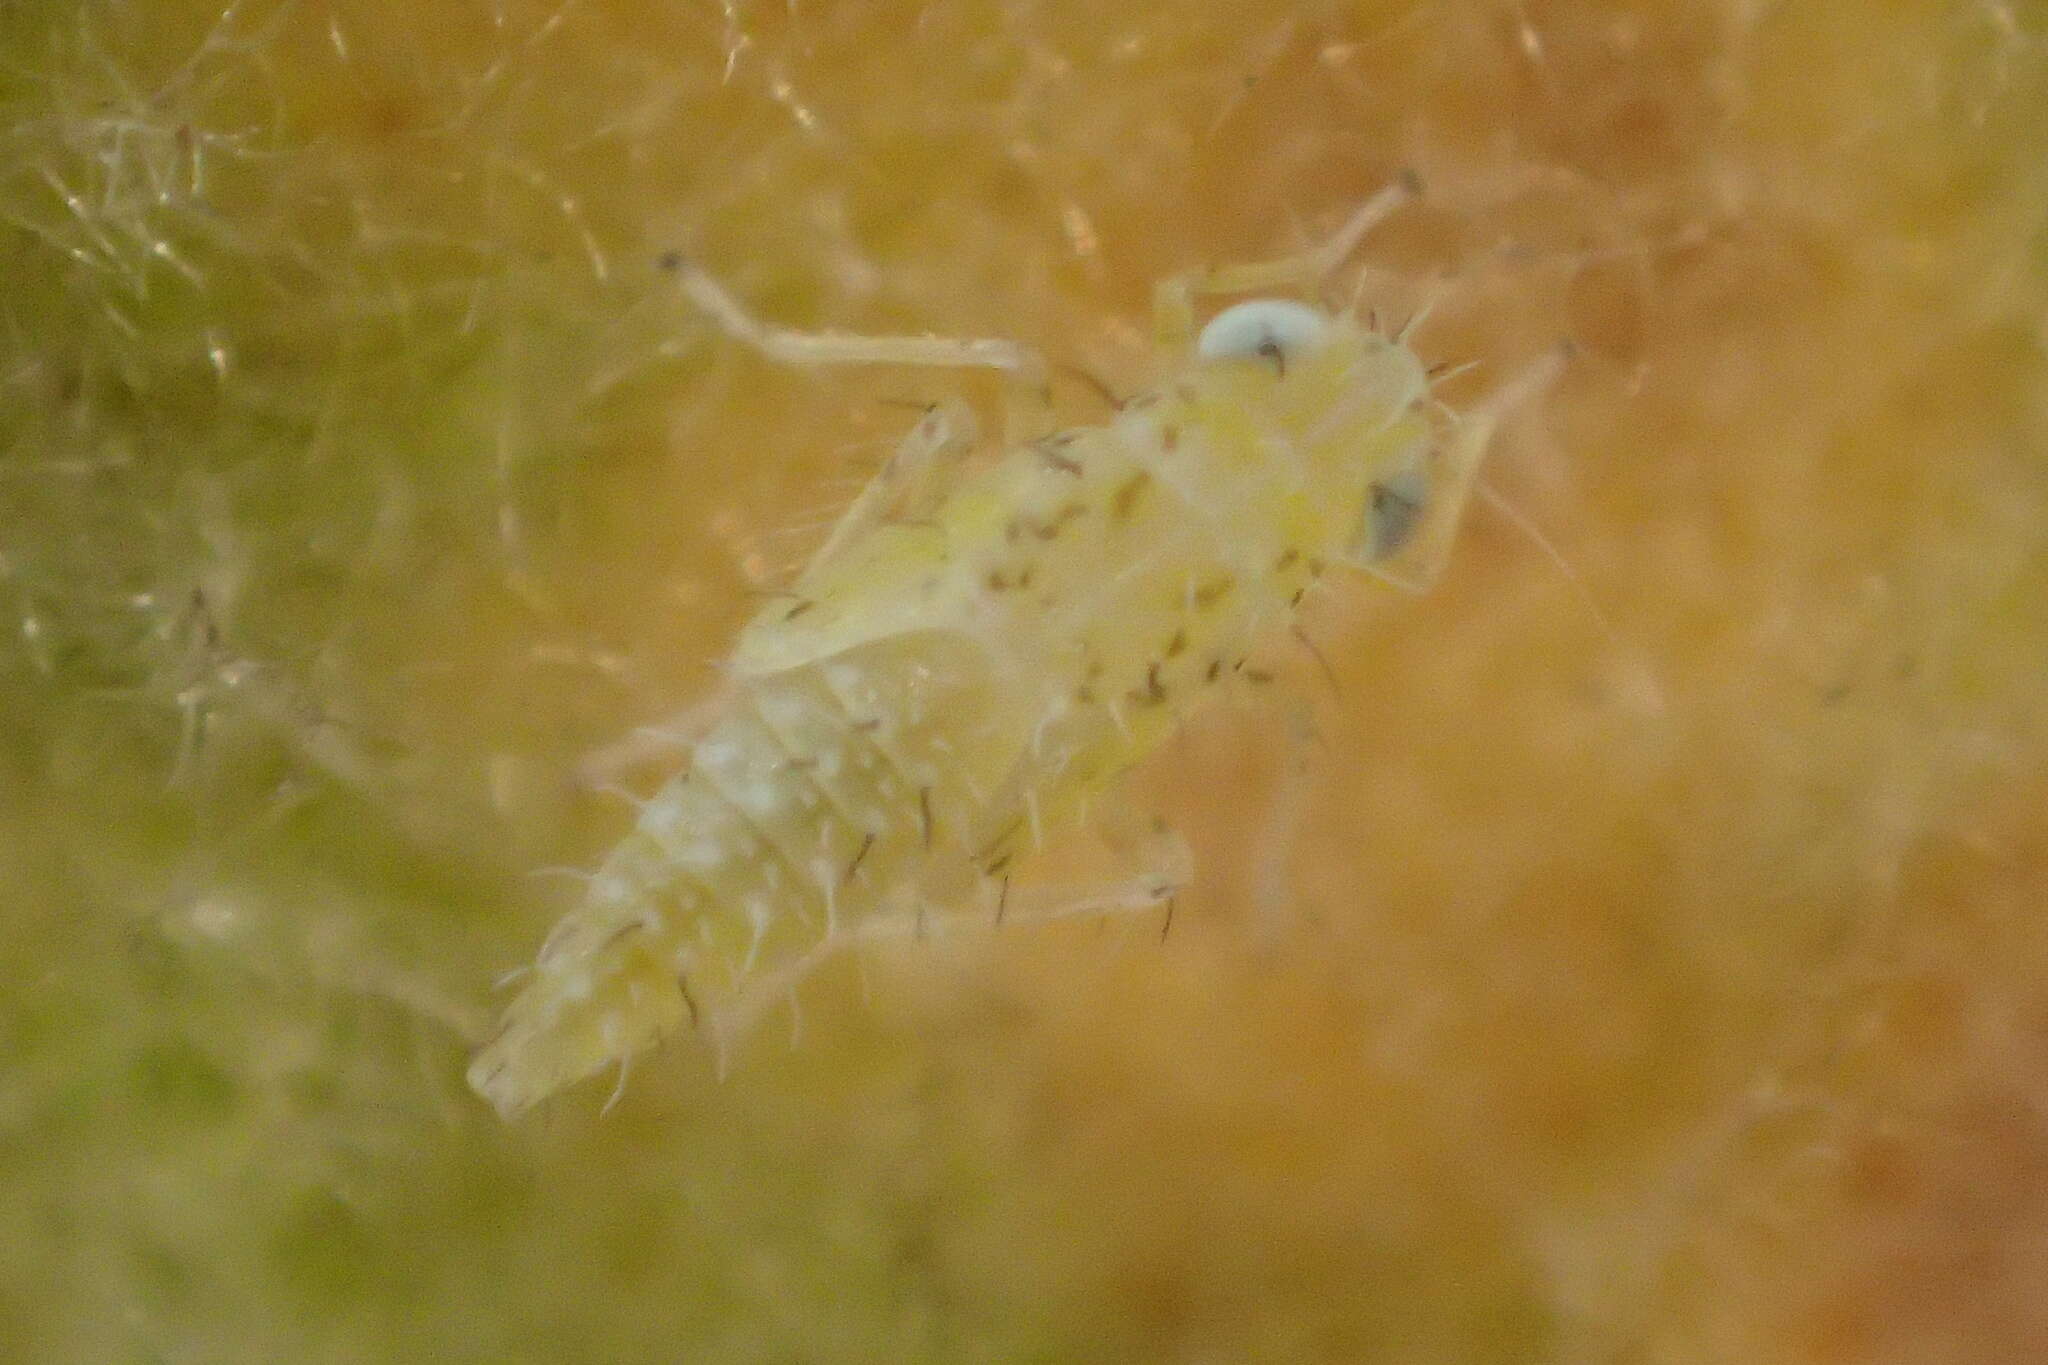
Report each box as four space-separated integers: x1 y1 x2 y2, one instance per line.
469 632 1023 1115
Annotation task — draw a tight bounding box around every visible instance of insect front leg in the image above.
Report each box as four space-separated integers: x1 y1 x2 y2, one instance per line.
1151 173 1421 354
799 397 978 583
658 253 1053 442
1365 347 1571 592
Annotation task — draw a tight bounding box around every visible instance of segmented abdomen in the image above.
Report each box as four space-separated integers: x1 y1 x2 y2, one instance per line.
467 631 1019 1115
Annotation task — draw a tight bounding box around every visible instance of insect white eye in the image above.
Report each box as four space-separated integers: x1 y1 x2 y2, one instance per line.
1196 299 1330 365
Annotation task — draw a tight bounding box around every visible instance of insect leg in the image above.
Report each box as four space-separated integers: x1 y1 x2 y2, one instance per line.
576 691 726 790
660 254 1052 439
968 858 1184 935
799 397 977 582
1367 346 1570 593
1099 809 1194 901
982 805 1192 930
1152 173 1420 353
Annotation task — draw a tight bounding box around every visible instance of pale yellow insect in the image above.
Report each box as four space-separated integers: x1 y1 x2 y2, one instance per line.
467 178 1562 1118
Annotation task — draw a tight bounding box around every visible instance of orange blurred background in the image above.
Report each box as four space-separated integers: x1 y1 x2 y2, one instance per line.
3 0 2046 1359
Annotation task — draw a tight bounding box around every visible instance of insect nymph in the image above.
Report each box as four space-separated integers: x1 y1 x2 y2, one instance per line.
468 179 1559 1117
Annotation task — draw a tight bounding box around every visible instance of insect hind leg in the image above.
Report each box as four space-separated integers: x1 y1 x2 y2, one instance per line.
1152 173 1422 353
979 805 1191 941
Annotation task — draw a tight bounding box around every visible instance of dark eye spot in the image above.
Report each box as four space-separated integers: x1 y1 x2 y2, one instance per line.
1366 473 1427 560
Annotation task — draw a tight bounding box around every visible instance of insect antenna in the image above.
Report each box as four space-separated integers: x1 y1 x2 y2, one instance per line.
1426 358 1482 389
1342 265 1396 330
1473 478 1622 647
1394 292 1442 346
